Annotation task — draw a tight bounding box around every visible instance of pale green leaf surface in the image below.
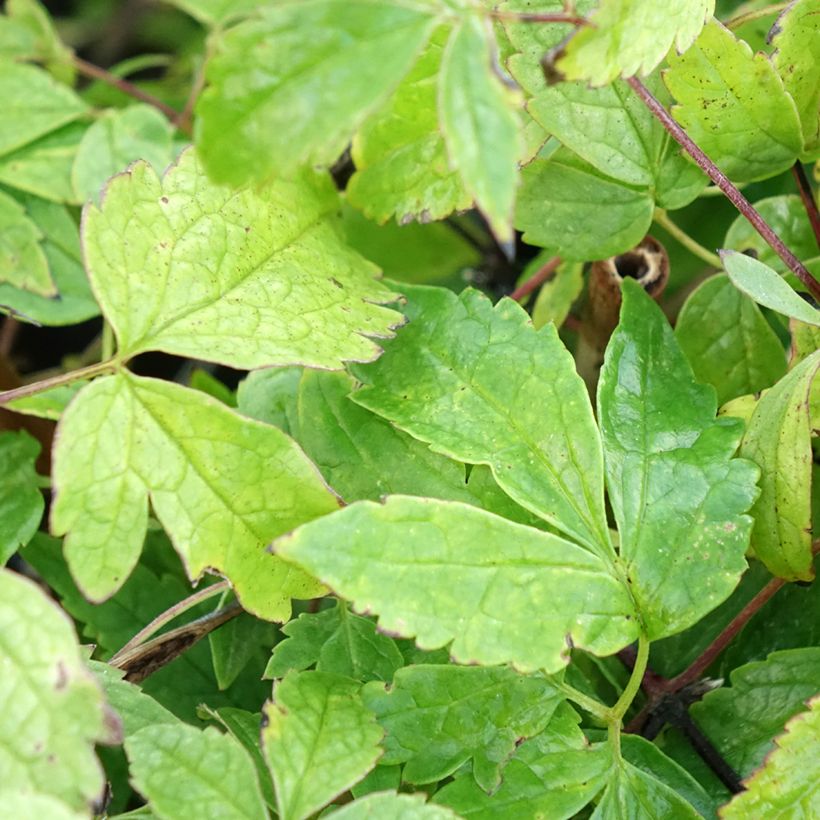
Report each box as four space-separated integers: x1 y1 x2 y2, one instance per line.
265 602 404 684
196 0 437 185
676 273 786 405
72 105 174 205
361 664 563 792
664 20 803 182
328 792 459 820
722 250 820 326
0 791 87 820
692 648 820 776
51 372 339 617
83 149 402 368
162 0 258 25
556 0 714 85
126 722 268 820
739 351 820 580
439 15 520 242
0 188 53 295
721 694 820 818
348 28 471 225
0 430 43 564
0 569 117 811
274 496 639 674
262 670 383 820
6 381 85 419
772 0 820 155
598 280 758 639
516 151 654 261
529 257 584 330
0 60 86 157
351 284 612 556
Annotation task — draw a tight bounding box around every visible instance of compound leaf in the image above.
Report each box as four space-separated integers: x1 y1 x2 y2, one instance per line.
196 0 438 185
664 20 803 182
83 149 402 369
351 284 612 557
51 372 339 618
262 670 383 820
274 496 639 674
0 569 118 812
0 430 44 565
598 280 759 639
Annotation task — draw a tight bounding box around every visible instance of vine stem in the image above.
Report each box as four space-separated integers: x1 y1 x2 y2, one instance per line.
653 209 722 268
110 580 229 663
488 11 590 26
73 56 189 134
725 2 789 30
0 359 118 406
791 163 820 248
509 255 562 302
627 76 820 303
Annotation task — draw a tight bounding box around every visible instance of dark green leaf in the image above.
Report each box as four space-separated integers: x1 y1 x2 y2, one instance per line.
0 430 43 564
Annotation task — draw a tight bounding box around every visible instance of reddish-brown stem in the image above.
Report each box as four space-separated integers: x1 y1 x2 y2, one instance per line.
627 76 820 303
509 256 562 302
489 11 590 26
791 163 820 249
73 56 190 135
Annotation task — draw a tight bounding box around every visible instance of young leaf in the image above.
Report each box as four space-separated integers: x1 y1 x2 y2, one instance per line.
664 20 803 182
347 28 471 225
361 664 563 792
722 250 820 327
327 792 459 820
0 188 54 295
351 284 613 557
51 372 339 617
125 722 269 819
274 496 639 674
738 351 820 580
439 14 520 243
0 430 44 565
721 695 820 818
675 273 786 405
196 0 438 185
691 648 820 776
83 149 402 369
266 601 404 684
771 0 820 157
71 104 174 204
598 279 759 639
262 670 383 820
0 569 119 811
556 0 714 86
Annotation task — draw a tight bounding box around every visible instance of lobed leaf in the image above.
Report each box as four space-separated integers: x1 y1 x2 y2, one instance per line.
0 430 44 565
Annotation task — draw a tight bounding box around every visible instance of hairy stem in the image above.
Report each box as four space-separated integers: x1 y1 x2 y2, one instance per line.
791 163 820 248
653 209 722 268
0 359 118 406
627 77 820 302
509 256 562 302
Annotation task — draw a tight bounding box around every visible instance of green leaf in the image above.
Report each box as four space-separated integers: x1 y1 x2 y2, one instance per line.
722 250 820 327
439 14 520 242
0 568 118 812
675 273 787 405
266 601 404 683
739 351 820 580
125 722 269 819
262 670 383 820
516 150 654 261
327 792 459 820
434 703 612 818
691 648 820 776
0 791 87 820
209 603 277 690
351 284 612 556
347 28 471 225
162 0 258 26
361 664 563 792
0 188 54 294
664 20 803 182
0 430 43 564
771 0 820 156
83 148 402 368
274 496 639 674
721 694 820 818
5 380 86 420
598 279 759 639
0 0 74 83
0 60 85 157
72 105 174 205
556 0 714 86
196 0 438 185
528 257 584 330
237 367 302 435
51 372 339 618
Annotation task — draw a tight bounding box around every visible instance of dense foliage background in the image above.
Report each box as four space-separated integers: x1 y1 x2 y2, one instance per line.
0 0 818 817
